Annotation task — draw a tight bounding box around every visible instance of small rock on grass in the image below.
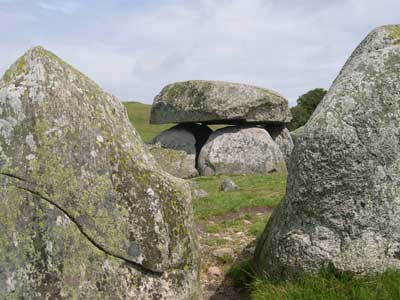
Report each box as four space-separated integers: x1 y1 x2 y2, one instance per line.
192 188 209 199
188 181 209 199
213 248 234 259
219 177 240 192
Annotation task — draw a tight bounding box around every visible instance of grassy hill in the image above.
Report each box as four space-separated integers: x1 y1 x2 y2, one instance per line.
123 101 173 143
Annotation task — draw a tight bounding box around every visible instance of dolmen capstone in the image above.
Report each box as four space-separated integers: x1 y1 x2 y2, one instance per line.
150 80 293 176
254 25 400 280
0 47 200 299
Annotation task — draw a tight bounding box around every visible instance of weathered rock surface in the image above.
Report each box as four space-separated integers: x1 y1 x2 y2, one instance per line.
150 123 212 157
150 80 292 125
198 126 286 176
148 145 198 178
254 25 400 280
290 126 304 145
265 125 294 164
0 47 200 299
219 177 240 192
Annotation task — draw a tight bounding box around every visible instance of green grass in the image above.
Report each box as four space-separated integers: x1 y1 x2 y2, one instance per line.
192 174 286 220
227 261 400 300
205 218 247 233
250 271 400 300
227 259 255 288
123 101 173 143
249 217 269 237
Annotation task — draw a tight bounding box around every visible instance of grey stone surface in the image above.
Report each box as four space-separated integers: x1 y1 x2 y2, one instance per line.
265 125 294 164
254 25 400 280
290 126 304 145
0 47 200 299
150 123 212 157
150 80 292 125
148 145 198 178
198 126 286 176
219 177 240 192
212 248 234 260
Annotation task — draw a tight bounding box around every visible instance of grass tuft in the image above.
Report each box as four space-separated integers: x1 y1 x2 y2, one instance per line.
227 259 256 288
251 270 400 300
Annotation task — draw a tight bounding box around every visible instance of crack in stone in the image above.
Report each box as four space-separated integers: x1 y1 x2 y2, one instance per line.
0 171 163 277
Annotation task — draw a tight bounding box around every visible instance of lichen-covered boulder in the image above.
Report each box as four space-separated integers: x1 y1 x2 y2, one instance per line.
198 126 286 176
150 80 292 125
148 145 198 178
150 123 212 157
0 47 200 299
254 25 400 280
265 125 294 164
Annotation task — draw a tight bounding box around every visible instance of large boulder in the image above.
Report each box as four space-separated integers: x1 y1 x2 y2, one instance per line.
150 80 292 125
254 25 400 280
265 125 294 164
198 126 286 176
148 145 199 178
150 123 212 157
0 47 200 299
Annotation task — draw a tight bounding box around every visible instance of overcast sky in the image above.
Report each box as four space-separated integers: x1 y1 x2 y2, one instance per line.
1 0 399 105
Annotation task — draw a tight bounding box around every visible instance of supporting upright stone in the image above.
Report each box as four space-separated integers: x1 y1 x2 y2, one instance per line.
265 124 294 164
150 123 212 156
198 126 286 176
148 145 199 179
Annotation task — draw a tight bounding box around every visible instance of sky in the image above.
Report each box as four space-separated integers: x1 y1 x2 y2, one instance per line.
0 0 399 106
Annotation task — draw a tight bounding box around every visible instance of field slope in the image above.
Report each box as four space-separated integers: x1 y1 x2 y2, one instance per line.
123 101 173 143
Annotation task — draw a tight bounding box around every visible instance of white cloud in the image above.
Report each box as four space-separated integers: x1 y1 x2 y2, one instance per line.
1 0 400 105
37 1 80 14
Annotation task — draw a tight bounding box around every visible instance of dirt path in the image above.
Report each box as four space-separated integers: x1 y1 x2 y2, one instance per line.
196 207 273 300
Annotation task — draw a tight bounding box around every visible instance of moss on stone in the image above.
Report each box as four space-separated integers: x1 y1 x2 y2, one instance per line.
1 56 27 83
389 25 400 44
187 82 212 108
2 67 12 83
165 82 188 100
